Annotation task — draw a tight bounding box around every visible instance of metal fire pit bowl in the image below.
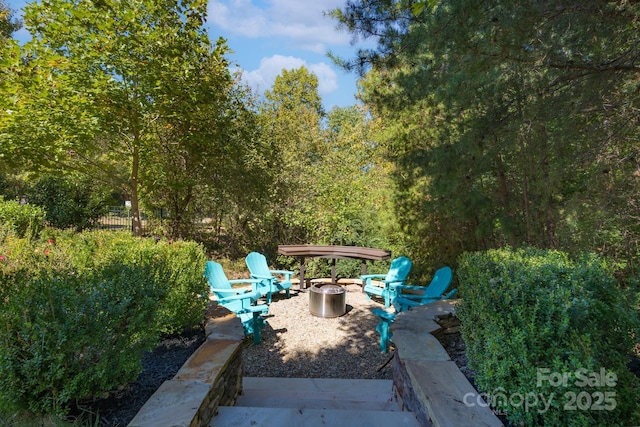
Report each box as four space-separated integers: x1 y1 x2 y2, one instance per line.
309 284 346 318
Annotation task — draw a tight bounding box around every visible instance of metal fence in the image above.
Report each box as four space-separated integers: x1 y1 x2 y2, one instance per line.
97 206 152 233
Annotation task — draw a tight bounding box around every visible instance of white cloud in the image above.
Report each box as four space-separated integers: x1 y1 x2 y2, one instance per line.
208 0 350 52
238 54 338 96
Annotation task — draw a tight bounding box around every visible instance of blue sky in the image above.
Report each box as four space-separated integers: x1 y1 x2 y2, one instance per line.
8 0 366 110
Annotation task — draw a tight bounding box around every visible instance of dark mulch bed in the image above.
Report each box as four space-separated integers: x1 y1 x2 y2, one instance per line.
68 328 206 427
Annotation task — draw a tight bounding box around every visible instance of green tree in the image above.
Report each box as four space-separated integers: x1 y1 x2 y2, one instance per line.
0 1 20 40
254 66 325 252
1 0 246 238
317 106 396 249
28 174 112 231
137 57 268 240
251 67 399 269
0 1 22 167
333 1 640 272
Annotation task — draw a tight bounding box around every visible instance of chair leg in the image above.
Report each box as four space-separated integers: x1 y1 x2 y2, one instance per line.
378 320 389 352
252 312 261 344
373 308 396 353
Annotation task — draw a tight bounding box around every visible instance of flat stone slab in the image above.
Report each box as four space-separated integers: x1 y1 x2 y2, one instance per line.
205 312 245 341
393 300 459 329
392 332 450 362
174 339 241 385
238 377 398 411
128 379 210 427
405 360 503 427
390 300 456 361
393 317 441 335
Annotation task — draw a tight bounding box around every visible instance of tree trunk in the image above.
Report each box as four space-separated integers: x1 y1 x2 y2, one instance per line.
130 143 143 237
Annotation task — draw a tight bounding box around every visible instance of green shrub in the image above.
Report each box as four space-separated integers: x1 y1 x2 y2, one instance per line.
153 240 209 334
16 230 209 333
456 247 640 426
0 197 45 239
0 231 209 416
27 175 112 231
74 232 209 334
0 265 165 416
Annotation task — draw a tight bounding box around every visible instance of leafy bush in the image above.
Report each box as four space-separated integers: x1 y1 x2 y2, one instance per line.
0 231 209 416
0 197 45 239
27 175 112 231
69 231 209 334
0 266 165 416
153 239 209 334
456 247 640 426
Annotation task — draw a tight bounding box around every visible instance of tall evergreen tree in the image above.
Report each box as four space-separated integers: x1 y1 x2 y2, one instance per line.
333 0 640 269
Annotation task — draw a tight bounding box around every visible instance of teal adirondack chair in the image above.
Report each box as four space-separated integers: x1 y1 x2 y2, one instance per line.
392 266 455 312
245 252 293 304
204 261 268 344
373 266 457 353
362 256 412 308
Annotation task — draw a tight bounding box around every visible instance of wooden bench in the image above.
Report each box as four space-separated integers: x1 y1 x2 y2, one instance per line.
278 245 391 289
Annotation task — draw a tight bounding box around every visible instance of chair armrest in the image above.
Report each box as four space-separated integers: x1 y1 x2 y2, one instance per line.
250 273 275 280
228 278 262 285
370 279 406 291
269 270 293 280
216 289 262 303
209 286 250 295
360 274 386 280
270 269 293 276
381 279 406 286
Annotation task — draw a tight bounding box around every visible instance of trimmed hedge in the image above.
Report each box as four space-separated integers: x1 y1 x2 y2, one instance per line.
456 247 640 426
0 266 164 416
0 231 208 416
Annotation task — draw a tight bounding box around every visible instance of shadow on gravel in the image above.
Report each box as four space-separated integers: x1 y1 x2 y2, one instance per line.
241 287 395 380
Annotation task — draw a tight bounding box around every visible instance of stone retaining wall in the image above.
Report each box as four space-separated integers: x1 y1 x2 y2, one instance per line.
128 299 503 427
390 300 503 427
128 312 245 427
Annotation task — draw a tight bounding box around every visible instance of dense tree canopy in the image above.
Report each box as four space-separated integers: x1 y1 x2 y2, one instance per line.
220 66 399 262
333 0 640 272
257 67 325 248
1 0 264 239
0 0 397 259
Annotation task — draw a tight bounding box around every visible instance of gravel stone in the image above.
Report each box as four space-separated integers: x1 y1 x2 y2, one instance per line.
241 284 394 379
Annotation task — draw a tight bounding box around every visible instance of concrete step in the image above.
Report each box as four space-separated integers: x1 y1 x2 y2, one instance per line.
211 406 422 427
210 377 423 427
237 377 399 411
